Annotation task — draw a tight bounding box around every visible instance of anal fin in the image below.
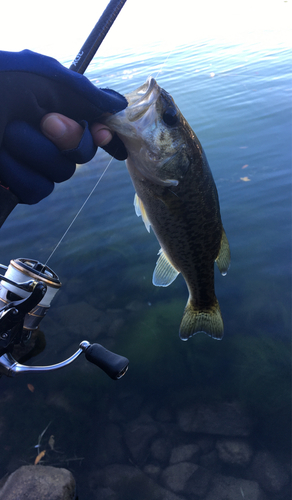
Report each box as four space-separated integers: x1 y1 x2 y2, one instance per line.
152 248 179 287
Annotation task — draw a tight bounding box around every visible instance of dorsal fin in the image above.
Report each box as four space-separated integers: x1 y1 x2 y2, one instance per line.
152 248 180 287
134 193 151 233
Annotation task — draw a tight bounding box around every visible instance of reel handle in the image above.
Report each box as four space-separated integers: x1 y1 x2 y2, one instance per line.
0 340 128 380
84 342 129 380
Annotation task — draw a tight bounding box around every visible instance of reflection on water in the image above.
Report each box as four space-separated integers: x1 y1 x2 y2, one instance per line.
0 34 291 499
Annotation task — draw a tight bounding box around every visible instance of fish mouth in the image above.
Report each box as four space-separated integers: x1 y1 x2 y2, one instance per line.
124 77 160 122
124 77 180 187
104 77 180 187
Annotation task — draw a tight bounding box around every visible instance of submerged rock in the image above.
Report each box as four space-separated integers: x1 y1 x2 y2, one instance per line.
196 436 215 455
151 437 172 463
216 438 253 466
184 466 212 498
161 462 198 493
199 449 221 472
124 418 159 464
91 487 118 500
143 463 161 480
92 464 186 500
0 465 76 500
206 474 265 500
93 423 126 466
156 407 173 422
251 450 290 493
169 444 200 464
178 401 253 436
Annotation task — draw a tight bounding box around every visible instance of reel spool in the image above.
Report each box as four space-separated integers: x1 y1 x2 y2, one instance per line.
0 258 61 331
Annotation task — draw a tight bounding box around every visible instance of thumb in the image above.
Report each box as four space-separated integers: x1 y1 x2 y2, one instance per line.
41 113 113 151
41 113 85 151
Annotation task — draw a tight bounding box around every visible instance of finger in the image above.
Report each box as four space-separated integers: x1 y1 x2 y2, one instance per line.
41 113 84 151
91 123 113 146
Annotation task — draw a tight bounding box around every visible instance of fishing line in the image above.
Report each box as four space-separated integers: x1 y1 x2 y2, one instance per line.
42 2 171 269
43 156 114 268
41 0 128 269
153 50 172 81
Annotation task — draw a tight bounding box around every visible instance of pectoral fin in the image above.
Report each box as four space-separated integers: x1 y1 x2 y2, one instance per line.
134 193 151 233
152 248 180 287
215 228 231 276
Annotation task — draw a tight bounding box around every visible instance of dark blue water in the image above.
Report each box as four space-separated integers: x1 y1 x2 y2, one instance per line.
0 37 291 498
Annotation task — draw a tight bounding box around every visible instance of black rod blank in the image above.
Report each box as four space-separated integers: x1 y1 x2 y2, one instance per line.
70 0 127 74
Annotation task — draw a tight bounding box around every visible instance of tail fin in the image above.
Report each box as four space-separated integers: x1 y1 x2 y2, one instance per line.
179 298 224 341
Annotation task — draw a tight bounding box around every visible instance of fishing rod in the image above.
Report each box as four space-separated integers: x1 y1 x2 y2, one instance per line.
0 0 129 380
70 0 127 74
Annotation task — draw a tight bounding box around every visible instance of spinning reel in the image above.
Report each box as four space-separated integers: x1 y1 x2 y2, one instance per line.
0 258 128 380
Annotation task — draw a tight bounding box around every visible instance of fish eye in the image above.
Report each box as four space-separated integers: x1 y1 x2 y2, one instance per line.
163 107 178 126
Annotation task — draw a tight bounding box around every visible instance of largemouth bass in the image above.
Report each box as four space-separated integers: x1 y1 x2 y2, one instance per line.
104 77 230 340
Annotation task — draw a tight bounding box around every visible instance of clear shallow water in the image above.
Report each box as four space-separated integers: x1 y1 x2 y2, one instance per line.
0 35 291 498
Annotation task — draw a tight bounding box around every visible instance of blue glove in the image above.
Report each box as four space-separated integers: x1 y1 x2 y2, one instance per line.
0 50 127 204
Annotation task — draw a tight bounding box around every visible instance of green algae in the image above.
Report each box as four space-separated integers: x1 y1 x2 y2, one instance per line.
115 297 291 446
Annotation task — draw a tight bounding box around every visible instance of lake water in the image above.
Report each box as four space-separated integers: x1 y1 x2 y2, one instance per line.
0 30 291 500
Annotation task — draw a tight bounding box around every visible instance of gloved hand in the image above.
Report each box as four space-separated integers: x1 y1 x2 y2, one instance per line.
0 49 127 204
